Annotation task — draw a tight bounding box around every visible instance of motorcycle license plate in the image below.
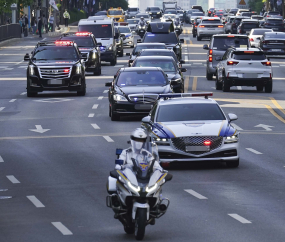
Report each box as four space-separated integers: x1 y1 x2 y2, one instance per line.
186 146 210 152
49 79 62 85
140 30 144 32
135 104 152 110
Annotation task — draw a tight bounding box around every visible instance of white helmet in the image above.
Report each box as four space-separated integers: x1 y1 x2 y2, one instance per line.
140 16 144 20
130 128 147 153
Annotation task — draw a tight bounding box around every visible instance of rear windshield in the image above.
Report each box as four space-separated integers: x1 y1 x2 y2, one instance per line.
241 12 252 16
202 19 221 23
234 19 242 24
62 37 95 47
251 16 263 19
232 51 266 60
128 8 138 11
156 104 225 122
265 34 285 39
252 29 272 35
192 12 204 16
143 33 178 44
267 19 283 24
149 7 160 11
133 59 177 72
108 10 123 15
117 71 167 87
268 12 280 15
33 46 79 61
140 51 178 61
133 45 166 54
213 37 249 50
242 23 260 28
78 24 112 38
127 19 139 24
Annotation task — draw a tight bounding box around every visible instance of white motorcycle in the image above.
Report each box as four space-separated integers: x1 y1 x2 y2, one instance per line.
106 145 172 240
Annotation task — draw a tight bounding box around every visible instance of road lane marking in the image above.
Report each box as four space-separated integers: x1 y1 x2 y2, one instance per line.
114 65 124 67
51 222 73 235
2 68 14 71
88 113 94 118
184 76 190 92
185 56 188 61
270 97 285 115
184 189 208 199
0 156 4 162
6 175 20 184
264 104 285 124
27 195 45 208
192 76 197 91
9 99 16 102
231 123 243 131
0 107 5 111
103 90 108 93
0 66 8 68
98 96 104 100
20 92 26 95
103 136 114 142
246 148 262 155
237 86 242 90
228 214 252 224
92 104 99 109
91 123 100 129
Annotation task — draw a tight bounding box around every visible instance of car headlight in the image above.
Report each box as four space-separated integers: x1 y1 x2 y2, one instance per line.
107 44 113 51
76 64 81 74
146 183 157 194
128 181 140 193
113 94 128 101
157 12 160 14
154 137 169 142
92 52 96 59
176 25 181 28
224 134 239 144
29 65 35 75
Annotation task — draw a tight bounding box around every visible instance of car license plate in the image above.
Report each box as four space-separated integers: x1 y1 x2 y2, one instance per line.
135 104 152 110
49 79 62 85
244 73 257 78
186 146 210 152
271 49 282 52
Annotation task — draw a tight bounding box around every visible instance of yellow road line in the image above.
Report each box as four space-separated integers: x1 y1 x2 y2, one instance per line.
190 39 193 45
264 105 285 124
184 75 190 92
192 76 197 90
270 97 285 115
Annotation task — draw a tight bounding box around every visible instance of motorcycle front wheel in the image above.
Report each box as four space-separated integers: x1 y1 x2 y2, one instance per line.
135 208 147 240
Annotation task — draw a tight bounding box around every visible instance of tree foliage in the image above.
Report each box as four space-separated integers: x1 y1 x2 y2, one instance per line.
94 0 128 11
248 0 266 13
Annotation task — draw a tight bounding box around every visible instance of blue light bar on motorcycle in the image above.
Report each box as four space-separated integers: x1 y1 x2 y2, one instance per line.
158 92 213 99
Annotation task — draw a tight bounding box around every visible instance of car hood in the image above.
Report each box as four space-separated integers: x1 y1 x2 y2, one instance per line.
31 60 77 66
166 73 180 80
152 120 236 138
95 38 113 47
78 47 93 53
117 85 171 95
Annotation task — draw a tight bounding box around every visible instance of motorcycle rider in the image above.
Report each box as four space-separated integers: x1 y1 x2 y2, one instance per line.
138 16 147 26
174 17 181 27
174 17 182 35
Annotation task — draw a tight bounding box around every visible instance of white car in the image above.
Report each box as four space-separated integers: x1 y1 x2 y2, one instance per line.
127 18 140 32
161 14 176 22
216 47 272 93
141 92 240 168
249 28 273 47
118 26 134 47
197 17 225 41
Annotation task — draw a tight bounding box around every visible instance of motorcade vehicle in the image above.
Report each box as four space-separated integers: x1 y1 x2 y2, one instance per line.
107 7 125 22
251 15 264 20
160 14 176 22
236 9 250 16
248 28 273 47
190 12 204 23
173 17 183 35
207 8 215 17
196 17 225 41
136 13 151 23
141 92 240 168
131 56 186 93
164 9 177 15
106 137 172 240
125 7 139 19
105 67 173 120
229 16 250 34
229 8 238 15
192 17 203 37
259 31 285 58
263 18 285 31
78 18 117 65
185 9 199 23
203 34 250 80
114 27 124 57
24 40 86 97
127 18 140 32
126 43 167 66
136 21 148 38
215 47 272 93
237 19 260 35
224 16 236 33
145 6 162 18
118 26 134 47
140 22 184 60
60 32 102 75
94 11 107 16
192 5 204 14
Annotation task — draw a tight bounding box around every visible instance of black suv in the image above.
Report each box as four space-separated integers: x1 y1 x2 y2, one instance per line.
237 20 260 35
230 16 250 34
146 6 162 18
263 18 285 32
24 40 86 97
140 22 184 60
60 32 101 75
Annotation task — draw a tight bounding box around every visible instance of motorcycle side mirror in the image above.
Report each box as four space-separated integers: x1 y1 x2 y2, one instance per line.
24 53 30 61
141 116 151 124
180 67 187 72
203 44 209 50
180 39 184 43
115 159 124 165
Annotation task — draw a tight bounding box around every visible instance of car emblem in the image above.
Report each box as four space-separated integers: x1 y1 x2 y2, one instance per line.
51 70 58 73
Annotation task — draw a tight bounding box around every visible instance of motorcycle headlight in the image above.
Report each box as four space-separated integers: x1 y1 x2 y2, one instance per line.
176 25 181 28
29 65 35 75
113 94 128 101
224 134 239 144
146 183 157 194
76 64 81 74
128 181 140 193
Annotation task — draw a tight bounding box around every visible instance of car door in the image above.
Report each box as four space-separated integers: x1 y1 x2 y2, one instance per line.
217 49 230 80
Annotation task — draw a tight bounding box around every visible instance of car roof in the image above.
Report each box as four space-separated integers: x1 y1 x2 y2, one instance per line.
158 97 217 105
202 17 220 20
147 22 174 33
135 56 175 61
241 19 259 22
120 67 161 72
78 19 113 24
141 49 173 52
233 47 262 52
136 43 166 46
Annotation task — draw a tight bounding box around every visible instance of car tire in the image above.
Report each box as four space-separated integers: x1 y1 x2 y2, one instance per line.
119 49 124 57
256 86 263 92
110 56 117 66
215 72 223 90
94 64 101 76
265 81 272 93
206 70 213 80
111 105 120 121
222 74 230 92
77 79 86 96
226 159 239 168
197 35 202 41
27 80 37 97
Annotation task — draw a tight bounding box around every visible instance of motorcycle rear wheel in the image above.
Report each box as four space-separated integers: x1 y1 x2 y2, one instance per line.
134 208 147 240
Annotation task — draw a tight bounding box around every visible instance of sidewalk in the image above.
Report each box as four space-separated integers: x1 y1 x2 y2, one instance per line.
28 25 70 39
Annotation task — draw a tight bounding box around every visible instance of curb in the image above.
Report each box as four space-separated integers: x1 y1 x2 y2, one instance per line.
0 38 22 47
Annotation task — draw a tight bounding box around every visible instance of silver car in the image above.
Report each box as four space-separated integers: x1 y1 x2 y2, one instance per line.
118 26 134 47
197 17 225 41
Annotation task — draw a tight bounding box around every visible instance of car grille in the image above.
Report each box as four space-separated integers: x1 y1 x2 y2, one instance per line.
38 66 72 79
171 136 223 155
128 93 158 103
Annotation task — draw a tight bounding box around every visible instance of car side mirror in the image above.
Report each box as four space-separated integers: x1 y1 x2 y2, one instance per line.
97 42 102 47
137 39 142 43
180 67 187 72
24 53 30 61
126 53 130 56
180 60 185 64
141 116 151 124
215 56 222 61
105 82 112 87
180 39 184 43
228 113 238 122
203 44 209 50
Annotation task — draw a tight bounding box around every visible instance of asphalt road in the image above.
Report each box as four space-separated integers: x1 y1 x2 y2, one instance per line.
0 23 285 242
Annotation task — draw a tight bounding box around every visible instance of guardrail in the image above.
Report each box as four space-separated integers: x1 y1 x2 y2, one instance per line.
0 24 21 42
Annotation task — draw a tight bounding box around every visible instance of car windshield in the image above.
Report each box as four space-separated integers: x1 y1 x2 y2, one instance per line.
117 71 167 87
232 51 266 60
143 33 178 44
156 103 226 122
252 29 272 35
108 10 123 15
140 51 178 62
128 8 138 12
243 23 260 28
133 45 166 54
118 27 130 33
150 7 160 11
192 12 204 16
241 12 252 16
62 37 95 47
127 19 139 24
267 19 283 24
133 59 177 72
78 24 112 38
165 10 177 14
33 46 79 60
213 37 249 50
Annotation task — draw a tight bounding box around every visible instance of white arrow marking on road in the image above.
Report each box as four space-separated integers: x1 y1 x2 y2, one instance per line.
254 124 274 131
0 107 5 111
184 189 208 199
0 155 4 162
91 123 100 129
52 222 73 235
29 125 50 134
103 90 108 93
228 214 252 224
27 195 45 208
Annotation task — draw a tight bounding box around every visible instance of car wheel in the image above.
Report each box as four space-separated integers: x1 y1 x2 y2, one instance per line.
27 80 37 97
226 159 239 168
215 72 223 90
206 70 213 80
256 86 263 92
264 81 272 93
119 49 124 57
222 74 230 92
197 35 202 41
94 64 101 76
111 105 120 121
110 56 117 66
77 79 86 96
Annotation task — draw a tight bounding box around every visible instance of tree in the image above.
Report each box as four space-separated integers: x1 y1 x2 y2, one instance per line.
0 0 14 14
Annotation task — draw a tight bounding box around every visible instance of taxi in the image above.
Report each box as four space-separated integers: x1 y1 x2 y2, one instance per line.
107 7 125 22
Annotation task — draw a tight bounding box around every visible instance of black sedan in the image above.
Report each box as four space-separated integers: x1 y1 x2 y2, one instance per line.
259 32 285 57
105 67 173 121
131 56 186 93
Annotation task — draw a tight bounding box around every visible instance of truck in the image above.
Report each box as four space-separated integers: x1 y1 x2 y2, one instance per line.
163 1 177 12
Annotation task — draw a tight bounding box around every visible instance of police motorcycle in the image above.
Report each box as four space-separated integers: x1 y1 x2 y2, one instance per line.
174 17 183 36
136 18 147 38
106 129 172 240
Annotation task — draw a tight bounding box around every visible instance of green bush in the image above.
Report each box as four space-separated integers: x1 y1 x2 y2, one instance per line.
69 9 87 24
